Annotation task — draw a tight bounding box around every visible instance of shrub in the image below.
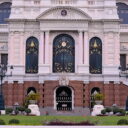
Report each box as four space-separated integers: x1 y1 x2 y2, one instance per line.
117 119 128 125
113 107 120 114
14 109 19 115
25 108 31 115
5 108 13 115
18 107 25 112
45 120 94 126
8 119 20 125
106 107 112 113
119 109 126 116
101 109 106 115
0 119 6 125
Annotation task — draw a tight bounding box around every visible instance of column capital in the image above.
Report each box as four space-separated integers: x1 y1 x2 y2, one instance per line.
78 30 84 33
83 81 89 84
18 80 24 84
104 81 110 84
114 81 120 85
39 80 44 84
45 30 50 33
8 80 14 84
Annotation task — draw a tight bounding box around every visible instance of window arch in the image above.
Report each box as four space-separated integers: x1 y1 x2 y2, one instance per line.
27 87 36 95
0 2 11 24
89 37 102 74
91 87 100 95
116 3 128 24
90 87 101 108
25 37 39 73
53 34 75 73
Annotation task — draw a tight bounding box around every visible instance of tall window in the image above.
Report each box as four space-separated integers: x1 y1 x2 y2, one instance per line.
0 2 11 24
1 54 8 70
120 54 126 71
53 34 75 73
116 3 128 24
89 37 102 74
26 37 39 73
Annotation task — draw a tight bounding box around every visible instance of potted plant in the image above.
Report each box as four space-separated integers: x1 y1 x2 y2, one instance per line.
94 93 104 105
26 93 40 104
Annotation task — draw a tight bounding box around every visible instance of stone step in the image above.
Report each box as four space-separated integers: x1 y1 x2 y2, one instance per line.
39 107 90 116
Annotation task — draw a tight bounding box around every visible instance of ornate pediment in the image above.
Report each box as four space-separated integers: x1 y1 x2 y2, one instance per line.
37 7 91 20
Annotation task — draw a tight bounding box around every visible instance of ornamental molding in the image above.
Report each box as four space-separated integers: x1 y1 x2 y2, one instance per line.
37 6 92 21
59 72 69 86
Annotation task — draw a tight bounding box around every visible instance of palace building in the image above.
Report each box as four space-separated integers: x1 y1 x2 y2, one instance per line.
0 0 128 115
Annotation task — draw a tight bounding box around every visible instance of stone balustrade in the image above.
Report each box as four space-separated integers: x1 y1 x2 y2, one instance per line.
120 24 128 33
0 24 8 33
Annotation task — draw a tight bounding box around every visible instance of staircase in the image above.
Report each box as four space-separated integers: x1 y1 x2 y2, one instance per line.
40 107 90 116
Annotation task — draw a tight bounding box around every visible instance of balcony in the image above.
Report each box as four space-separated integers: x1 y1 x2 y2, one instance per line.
0 24 8 33
51 0 77 5
120 24 128 33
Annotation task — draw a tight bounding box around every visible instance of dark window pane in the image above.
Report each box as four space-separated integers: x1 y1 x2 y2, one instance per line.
25 37 39 74
0 2 11 24
117 3 128 24
89 37 102 74
120 54 126 71
1 54 8 70
53 34 75 73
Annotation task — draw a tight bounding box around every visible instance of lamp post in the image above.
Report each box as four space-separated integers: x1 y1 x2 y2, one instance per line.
0 64 13 110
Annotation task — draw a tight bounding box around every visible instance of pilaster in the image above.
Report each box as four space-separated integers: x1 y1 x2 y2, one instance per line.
45 31 50 64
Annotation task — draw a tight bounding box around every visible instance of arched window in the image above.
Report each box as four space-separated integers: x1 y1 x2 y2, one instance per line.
89 37 102 74
27 87 36 95
53 34 75 73
90 87 101 108
91 87 100 95
0 2 11 24
116 3 128 24
25 37 39 73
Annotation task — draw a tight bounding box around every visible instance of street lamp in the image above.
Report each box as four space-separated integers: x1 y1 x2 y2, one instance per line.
0 64 13 110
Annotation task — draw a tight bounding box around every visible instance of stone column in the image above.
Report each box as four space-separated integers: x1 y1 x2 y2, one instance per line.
84 31 89 65
84 83 90 107
8 32 14 66
39 31 45 65
17 82 24 106
45 31 50 64
104 82 110 106
7 83 13 106
20 32 24 65
39 83 44 107
78 31 83 64
114 83 120 106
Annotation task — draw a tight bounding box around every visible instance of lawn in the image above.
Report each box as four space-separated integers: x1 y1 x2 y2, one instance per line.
0 115 128 125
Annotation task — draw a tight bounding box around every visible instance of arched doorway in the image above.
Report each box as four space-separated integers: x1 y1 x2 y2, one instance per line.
53 34 75 73
90 87 100 108
55 86 73 111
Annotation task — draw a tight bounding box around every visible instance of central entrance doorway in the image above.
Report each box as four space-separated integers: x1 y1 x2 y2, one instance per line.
55 86 72 111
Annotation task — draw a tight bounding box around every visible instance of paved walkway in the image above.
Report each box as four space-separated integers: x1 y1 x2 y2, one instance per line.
0 126 128 128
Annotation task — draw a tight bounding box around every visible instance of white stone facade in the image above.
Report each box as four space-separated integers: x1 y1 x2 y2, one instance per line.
0 0 126 84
